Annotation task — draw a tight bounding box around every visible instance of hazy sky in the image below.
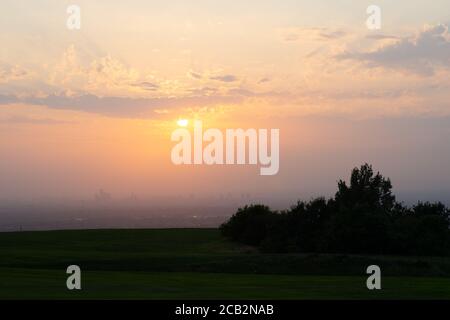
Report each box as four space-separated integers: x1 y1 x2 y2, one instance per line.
1 1 450 205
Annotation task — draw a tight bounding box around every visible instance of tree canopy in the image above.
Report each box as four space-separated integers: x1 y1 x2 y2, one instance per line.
220 164 450 256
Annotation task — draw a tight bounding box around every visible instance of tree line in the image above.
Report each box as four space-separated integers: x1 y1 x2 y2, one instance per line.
220 164 450 256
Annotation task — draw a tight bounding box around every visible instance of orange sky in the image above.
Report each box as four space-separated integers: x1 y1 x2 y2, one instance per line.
1 1 450 205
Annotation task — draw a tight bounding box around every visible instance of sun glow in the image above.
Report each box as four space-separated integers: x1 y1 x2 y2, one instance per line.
177 119 188 127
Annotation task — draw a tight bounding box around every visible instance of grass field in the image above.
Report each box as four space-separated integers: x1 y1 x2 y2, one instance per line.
1 228 450 299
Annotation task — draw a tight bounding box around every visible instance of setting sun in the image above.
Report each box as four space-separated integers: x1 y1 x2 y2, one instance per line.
177 119 189 127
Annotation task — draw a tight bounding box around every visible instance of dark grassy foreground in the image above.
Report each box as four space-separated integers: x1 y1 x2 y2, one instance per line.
1 228 450 299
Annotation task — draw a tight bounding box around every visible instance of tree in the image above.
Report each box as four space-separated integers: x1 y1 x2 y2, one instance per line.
220 204 275 246
335 163 395 212
285 198 331 252
220 164 450 256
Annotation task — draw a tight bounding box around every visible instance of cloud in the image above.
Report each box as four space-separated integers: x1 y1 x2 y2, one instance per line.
0 65 29 83
227 88 254 96
209 74 238 82
0 115 72 125
0 93 243 118
188 71 202 79
338 24 450 76
365 34 400 40
283 27 347 42
0 94 20 104
132 81 159 91
188 87 218 95
47 45 147 96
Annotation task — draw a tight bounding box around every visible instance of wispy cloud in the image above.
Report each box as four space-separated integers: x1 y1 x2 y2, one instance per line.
132 81 160 91
0 115 73 125
209 74 238 82
338 24 450 76
0 64 30 83
365 34 401 40
283 27 347 42
0 93 243 118
188 71 202 79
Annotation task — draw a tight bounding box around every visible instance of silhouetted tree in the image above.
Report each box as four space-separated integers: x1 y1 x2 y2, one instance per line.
220 164 450 256
335 163 395 211
285 198 331 252
327 203 391 254
220 204 275 246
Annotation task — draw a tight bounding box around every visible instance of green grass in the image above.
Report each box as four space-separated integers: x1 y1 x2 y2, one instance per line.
1 228 450 299
2 268 450 299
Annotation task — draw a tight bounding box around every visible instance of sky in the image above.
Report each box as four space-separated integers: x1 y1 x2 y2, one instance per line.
1 0 450 206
